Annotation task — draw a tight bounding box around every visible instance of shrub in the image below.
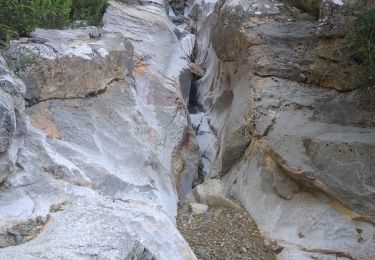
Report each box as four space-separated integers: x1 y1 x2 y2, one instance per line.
32 0 73 29
0 0 108 46
0 1 37 46
349 9 375 87
71 0 108 26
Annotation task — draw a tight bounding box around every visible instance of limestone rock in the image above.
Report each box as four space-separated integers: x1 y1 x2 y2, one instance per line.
222 140 375 260
0 55 27 183
5 27 133 103
0 89 15 153
1 0 374 258
194 0 375 258
181 34 196 58
0 1 198 258
188 62 205 77
103 0 200 199
193 180 241 209
195 46 218 110
189 202 208 215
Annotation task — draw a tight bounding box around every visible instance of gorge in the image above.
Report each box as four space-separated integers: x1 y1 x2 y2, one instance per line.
0 0 374 259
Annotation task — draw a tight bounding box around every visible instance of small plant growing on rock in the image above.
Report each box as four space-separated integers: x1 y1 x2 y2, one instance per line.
134 54 152 68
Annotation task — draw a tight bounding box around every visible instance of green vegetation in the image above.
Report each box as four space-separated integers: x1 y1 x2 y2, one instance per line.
349 9 375 87
71 0 108 26
294 0 320 17
0 0 108 46
32 0 73 29
0 1 37 45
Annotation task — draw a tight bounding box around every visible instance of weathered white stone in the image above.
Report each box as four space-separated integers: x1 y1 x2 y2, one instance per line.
192 0 375 259
103 0 200 199
194 180 241 209
0 0 198 258
180 33 196 58
191 113 218 178
189 202 208 215
190 112 205 131
0 56 26 183
222 141 375 260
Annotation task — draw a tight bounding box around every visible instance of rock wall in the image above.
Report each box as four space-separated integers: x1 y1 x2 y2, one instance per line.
0 0 374 259
0 0 198 258
0 53 27 184
190 0 375 259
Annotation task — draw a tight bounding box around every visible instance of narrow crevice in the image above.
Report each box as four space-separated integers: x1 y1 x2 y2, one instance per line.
187 75 201 114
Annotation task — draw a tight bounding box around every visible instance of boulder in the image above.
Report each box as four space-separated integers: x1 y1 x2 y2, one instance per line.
5 27 133 103
189 202 209 215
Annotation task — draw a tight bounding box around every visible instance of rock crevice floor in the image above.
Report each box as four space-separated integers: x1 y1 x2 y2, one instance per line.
177 202 276 260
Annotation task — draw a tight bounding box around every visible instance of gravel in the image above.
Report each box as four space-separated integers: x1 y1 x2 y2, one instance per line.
177 202 276 260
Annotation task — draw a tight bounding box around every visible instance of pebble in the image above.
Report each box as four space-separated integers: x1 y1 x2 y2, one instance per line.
190 202 209 215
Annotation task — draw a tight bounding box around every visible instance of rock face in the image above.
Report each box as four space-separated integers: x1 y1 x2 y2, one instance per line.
5 27 132 103
0 0 374 259
0 55 27 183
0 0 198 258
0 89 16 152
190 0 375 259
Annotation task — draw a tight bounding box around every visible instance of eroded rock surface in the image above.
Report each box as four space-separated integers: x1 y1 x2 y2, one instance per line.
190 0 375 259
5 28 132 104
0 0 374 259
0 0 198 258
0 55 27 183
